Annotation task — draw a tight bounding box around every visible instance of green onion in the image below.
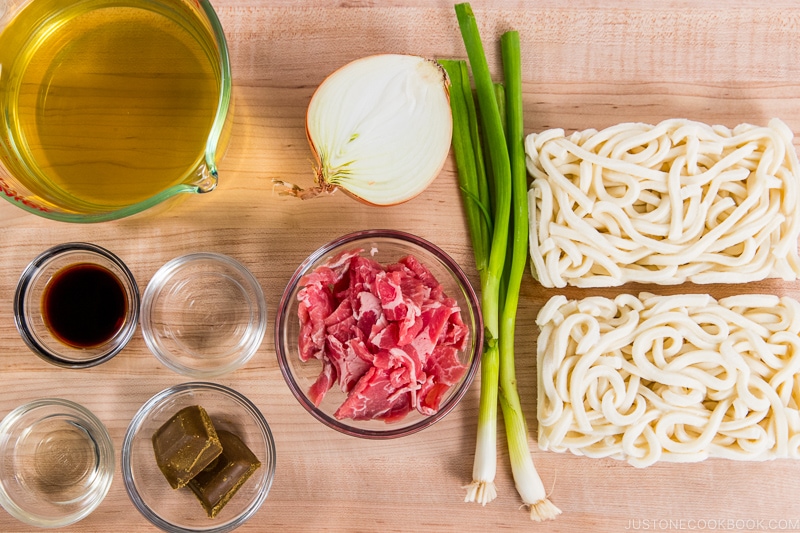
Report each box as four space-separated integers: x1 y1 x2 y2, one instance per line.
439 57 499 506
444 3 559 520
498 30 561 521
452 1 512 506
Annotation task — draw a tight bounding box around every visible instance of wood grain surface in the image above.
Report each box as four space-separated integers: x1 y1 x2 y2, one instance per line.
2 0 800 531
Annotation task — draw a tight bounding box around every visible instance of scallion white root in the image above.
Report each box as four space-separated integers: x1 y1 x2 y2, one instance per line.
503 392 561 520
462 343 499 505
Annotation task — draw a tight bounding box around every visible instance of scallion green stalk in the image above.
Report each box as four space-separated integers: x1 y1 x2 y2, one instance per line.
439 60 490 280
498 30 561 521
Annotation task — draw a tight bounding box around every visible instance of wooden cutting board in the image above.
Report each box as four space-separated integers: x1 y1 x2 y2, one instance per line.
1 0 799 531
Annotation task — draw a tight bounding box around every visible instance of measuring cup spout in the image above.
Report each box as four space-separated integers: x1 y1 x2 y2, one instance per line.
185 0 234 196
193 166 219 194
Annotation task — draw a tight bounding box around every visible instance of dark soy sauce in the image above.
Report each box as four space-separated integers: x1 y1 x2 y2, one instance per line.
42 263 128 348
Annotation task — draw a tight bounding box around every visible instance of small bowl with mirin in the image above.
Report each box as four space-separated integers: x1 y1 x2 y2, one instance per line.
275 229 482 439
0 398 115 528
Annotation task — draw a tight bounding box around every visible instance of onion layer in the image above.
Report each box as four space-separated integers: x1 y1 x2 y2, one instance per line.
302 54 452 206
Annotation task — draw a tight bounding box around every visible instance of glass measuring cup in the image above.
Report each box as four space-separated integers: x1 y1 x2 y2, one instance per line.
0 0 233 223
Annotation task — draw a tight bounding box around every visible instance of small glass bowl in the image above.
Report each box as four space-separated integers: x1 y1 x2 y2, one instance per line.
275 229 483 439
0 399 115 528
122 382 276 533
140 253 267 378
13 242 140 368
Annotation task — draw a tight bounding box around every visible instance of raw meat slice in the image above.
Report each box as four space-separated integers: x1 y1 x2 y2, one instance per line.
325 334 371 392
425 345 467 386
324 298 353 327
374 270 407 322
417 377 448 416
398 255 438 287
308 359 335 407
334 367 413 421
297 283 333 362
325 315 358 344
345 255 383 295
348 338 373 364
371 322 399 351
354 291 382 338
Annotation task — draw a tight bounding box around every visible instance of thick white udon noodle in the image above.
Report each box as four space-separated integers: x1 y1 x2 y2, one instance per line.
526 118 800 287
536 292 800 467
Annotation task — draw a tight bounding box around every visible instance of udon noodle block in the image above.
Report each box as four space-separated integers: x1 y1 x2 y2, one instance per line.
536 293 800 467
526 118 800 287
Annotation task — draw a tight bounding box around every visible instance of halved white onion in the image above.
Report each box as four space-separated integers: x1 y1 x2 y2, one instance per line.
303 54 452 206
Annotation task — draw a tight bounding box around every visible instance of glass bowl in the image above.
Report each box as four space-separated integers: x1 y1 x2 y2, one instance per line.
122 382 276 533
13 242 140 368
140 253 267 378
275 229 482 439
0 399 115 528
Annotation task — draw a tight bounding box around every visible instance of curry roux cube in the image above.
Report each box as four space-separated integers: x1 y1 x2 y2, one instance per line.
188 429 262 518
152 405 223 489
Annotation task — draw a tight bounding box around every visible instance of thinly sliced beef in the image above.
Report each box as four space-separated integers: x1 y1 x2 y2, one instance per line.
425 345 467 386
417 375 449 416
444 307 470 351
325 335 371 392
374 271 407 322
324 298 353 327
296 248 470 421
326 314 358 344
397 314 424 347
348 338 373 364
345 256 383 295
354 291 382 338
297 283 333 362
334 367 412 421
308 359 335 407
400 255 438 286
399 275 429 308
320 249 362 275
371 322 399 350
